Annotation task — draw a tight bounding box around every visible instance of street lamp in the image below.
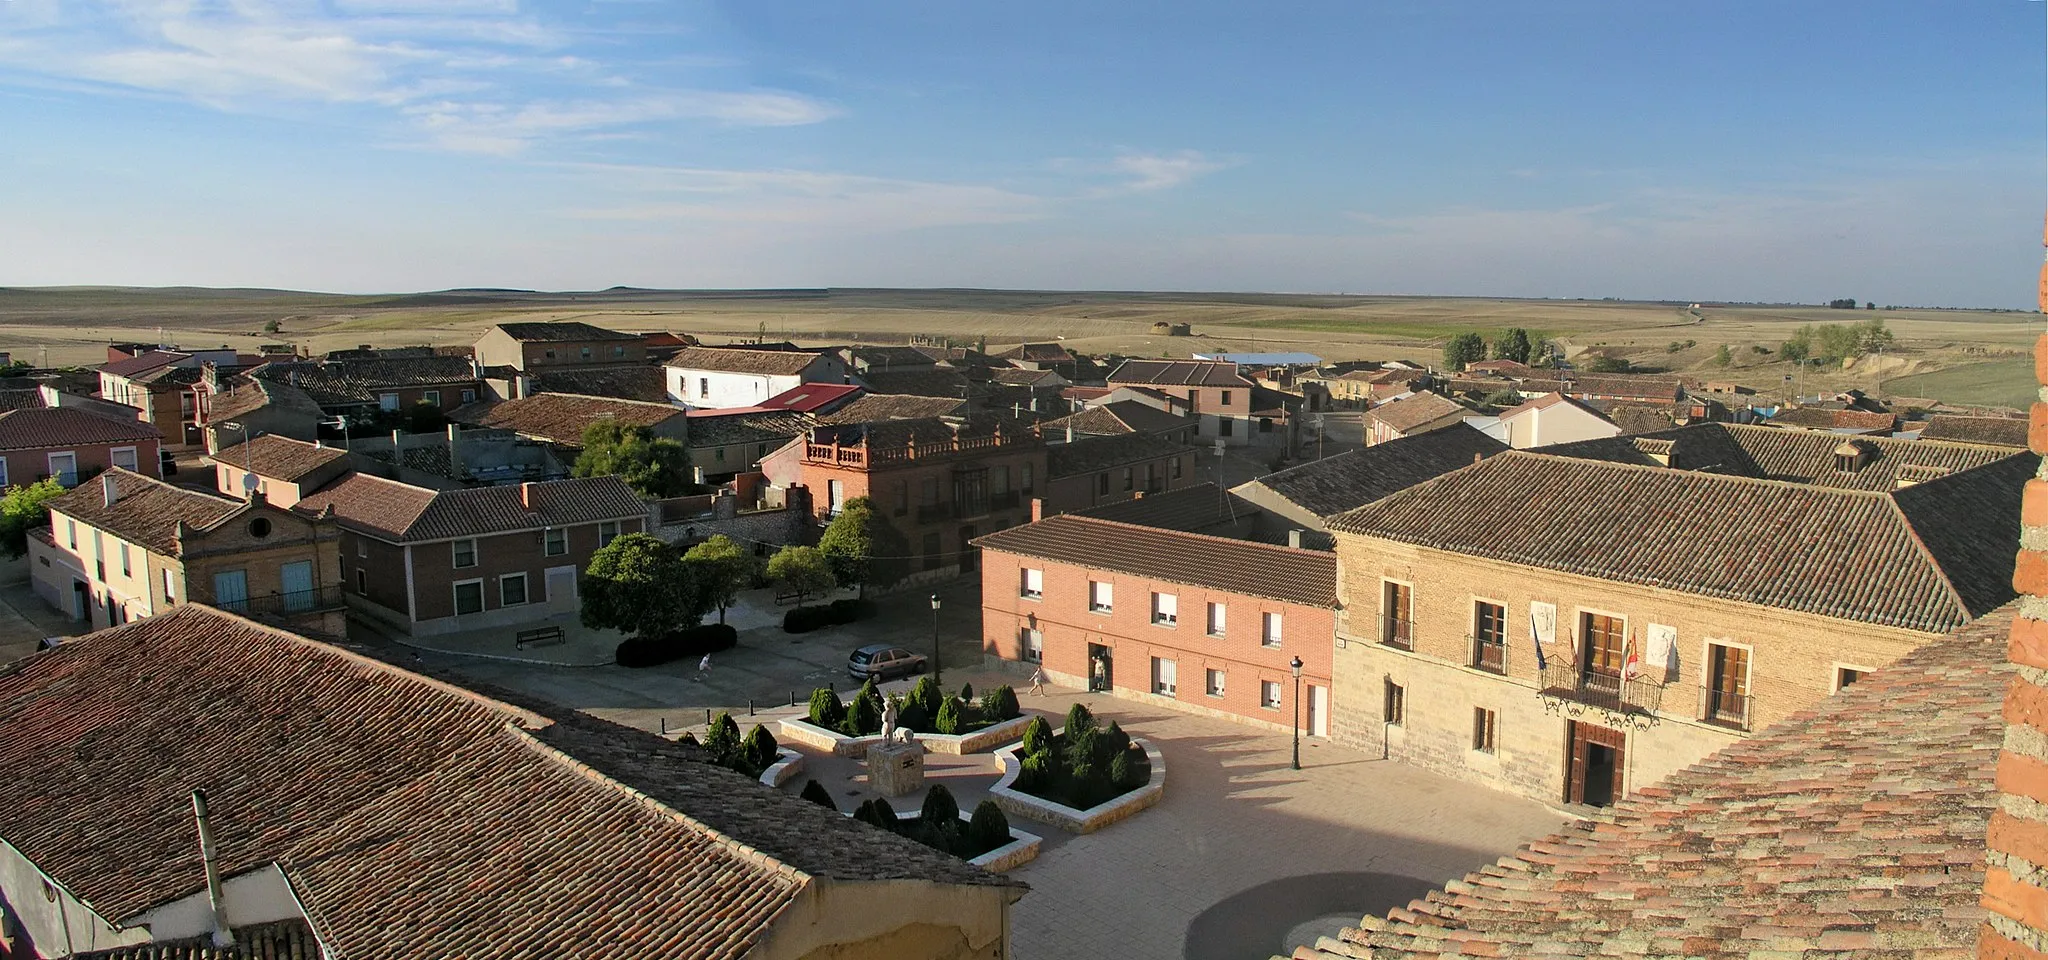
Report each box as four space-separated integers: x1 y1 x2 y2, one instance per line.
220 422 254 498
930 593 943 687
1290 656 1304 771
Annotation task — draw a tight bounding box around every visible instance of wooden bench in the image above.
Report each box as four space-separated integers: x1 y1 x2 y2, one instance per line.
515 626 566 650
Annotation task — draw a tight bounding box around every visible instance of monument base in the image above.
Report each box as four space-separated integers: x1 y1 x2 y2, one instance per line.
868 739 927 798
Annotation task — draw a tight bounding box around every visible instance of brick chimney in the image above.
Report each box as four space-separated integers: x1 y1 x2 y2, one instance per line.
1979 213 2048 958
1029 497 1043 523
519 481 537 510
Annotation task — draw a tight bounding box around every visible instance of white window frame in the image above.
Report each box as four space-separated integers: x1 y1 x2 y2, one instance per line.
1020 628 1043 663
461 389 476 404
163 567 176 603
452 578 485 616
356 568 368 595
0 456 9 486
110 446 138 473
1088 580 1113 614
1261 680 1282 710
66 518 76 550
598 521 620 547
1152 592 1177 626
47 452 77 485
1206 601 1226 637
1152 657 1177 696
378 393 400 411
118 542 130 578
423 390 441 407
544 527 568 557
1206 668 1226 698
453 538 477 569
1261 611 1283 647
500 572 529 607
1021 567 1043 600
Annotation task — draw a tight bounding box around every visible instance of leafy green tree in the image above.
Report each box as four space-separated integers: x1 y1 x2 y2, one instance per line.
1780 325 1814 363
808 687 847 729
0 478 66 559
573 421 691 498
1856 317 1894 352
1441 332 1486 372
1491 328 1533 364
969 799 1010 852
683 534 751 624
1712 344 1733 367
1483 388 1524 408
817 497 875 596
766 545 836 607
743 724 780 771
704 711 741 758
935 696 964 735
1586 355 1632 373
582 533 699 637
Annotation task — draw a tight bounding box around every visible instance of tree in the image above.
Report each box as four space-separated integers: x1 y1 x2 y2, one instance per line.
0 478 65 559
261 319 282 334
683 535 751 624
1491 328 1533 364
1441 332 1486 372
1586 355 1632 373
1856 317 1894 352
766 545 835 607
1483 388 1523 408
582 533 699 637
817 498 875 596
1712 344 1733 367
573 421 691 498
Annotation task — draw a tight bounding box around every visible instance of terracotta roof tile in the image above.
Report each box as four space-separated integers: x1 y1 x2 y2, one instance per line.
1042 400 1197 438
858 367 978 399
98 351 188 378
1919 414 2028 446
995 343 1075 363
530 366 669 402
47 469 243 555
452 393 684 446
1238 425 1506 519
1046 432 1187 479
1546 423 2019 492
1075 482 1253 533
208 434 348 482
251 357 478 405
1107 359 1251 388
1767 406 1899 432
1365 392 1470 433
975 515 1336 607
493 320 639 342
684 410 813 448
0 407 161 450
816 394 969 424
294 474 645 542
207 379 322 423
665 347 826 377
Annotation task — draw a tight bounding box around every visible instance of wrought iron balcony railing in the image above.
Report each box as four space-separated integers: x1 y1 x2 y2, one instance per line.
1538 662 1663 715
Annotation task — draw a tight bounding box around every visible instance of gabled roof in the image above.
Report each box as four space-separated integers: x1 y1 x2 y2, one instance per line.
207 378 323 423
0 605 1013 958
684 410 813 448
1329 446 2032 632
251 357 478 405
491 320 639 342
974 515 1336 607
759 382 862 412
1766 405 1899 432
98 351 188 378
1465 359 1533 375
294 474 645 543
1046 432 1187 479
530 366 670 403
816 393 969 424
665 347 826 377
1546 422 2019 492
1075 482 1252 534
1042 400 1197 438
1919 414 2029 447
848 345 937 368
989 367 1065 387
858 367 977 399
0 407 161 451
995 342 1075 363
451 393 684 446
1106 359 1250 388
1365 391 1469 433
209 434 348 482
1497 391 1612 423
47 469 245 556
1565 372 1685 402
1237 424 1507 520
1303 605 2012 959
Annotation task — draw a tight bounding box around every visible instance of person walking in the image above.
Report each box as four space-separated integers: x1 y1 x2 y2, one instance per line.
1029 666 1047 696
697 653 712 680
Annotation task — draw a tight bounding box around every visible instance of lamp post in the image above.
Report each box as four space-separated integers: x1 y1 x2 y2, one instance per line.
1290 656 1304 771
930 593 943 687
221 422 253 497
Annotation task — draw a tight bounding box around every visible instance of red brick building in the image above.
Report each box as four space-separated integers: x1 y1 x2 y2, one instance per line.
0 408 163 487
1106 359 1256 446
976 514 1338 735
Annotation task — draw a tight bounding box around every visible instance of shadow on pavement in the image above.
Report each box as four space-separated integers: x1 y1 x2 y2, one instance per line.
1182 872 1437 960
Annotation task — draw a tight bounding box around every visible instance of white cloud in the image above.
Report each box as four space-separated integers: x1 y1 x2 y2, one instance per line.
1109 150 1230 192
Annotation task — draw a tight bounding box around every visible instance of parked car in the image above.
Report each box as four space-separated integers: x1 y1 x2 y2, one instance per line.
848 643 928 681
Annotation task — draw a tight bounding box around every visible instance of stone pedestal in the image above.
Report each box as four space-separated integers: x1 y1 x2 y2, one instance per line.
867 739 926 798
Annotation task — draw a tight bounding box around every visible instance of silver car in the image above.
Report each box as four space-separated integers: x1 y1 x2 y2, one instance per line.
848 643 928 681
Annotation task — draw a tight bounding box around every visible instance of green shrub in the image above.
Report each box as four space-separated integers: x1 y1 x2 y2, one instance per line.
807 687 846 729
852 799 880 827
1016 752 1051 793
1021 716 1054 757
958 682 974 702
909 675 942 716
800 778 836 811
1064 702 1097 738
677 731 700 747
1066 725 1101 776
1116 749 1152 789
897 695 930 734
782 606 834 633
704 712 741 758
1108 749 1135 790
935 696 964 735
920 783 960 826
870 796 898 826
743 724 779 771
969 799 1010 853
614 623 740 667
844 683 883 736
1099 721 1130 761
981 685 1021 722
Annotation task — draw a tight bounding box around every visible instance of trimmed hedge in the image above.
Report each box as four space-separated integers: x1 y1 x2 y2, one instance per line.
783 606 835 633
807 682 1022 738
614 623 738 667
853 786 1012 861
829 597 878 623
1012 703 1149 809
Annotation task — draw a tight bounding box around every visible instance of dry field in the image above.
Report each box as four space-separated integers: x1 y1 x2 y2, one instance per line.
0 287 2034 409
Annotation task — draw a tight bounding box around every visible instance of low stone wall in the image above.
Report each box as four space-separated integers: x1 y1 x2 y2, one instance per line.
987 731 1166 834
777 714 1032 758
876 811 1042 873
758 747 806 788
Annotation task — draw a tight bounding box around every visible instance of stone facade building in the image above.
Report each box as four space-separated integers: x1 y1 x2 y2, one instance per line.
473 320 648 371
1326 424 2030 808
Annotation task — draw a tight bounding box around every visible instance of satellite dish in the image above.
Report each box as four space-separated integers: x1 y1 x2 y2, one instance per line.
241 473 258 493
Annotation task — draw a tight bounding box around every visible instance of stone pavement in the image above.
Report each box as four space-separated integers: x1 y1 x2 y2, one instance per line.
764 679 1568 960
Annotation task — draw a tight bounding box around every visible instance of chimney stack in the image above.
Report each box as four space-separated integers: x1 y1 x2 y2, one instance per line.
191 790 234 949
519 481 537 510
102 473 118 508
1030 498 1044 523
446 424 462 477
1288 529 1304 549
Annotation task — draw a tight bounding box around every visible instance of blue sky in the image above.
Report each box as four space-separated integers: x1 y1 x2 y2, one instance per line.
0 1 2038 305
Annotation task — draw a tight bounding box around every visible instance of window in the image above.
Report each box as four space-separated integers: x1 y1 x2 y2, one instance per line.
1261 680 1282 710
1151 657 1177 696
1704 642 1752 729
993 466 1010 495
66 519 75 549
357 538 368 558
716 447 727 462
1473 601 1506 673
423 390 440 407
1022 463 1034 493
1472 708 1497 753
92 531 103 582
1097 473 1110 496
453 580 485 615
614 345 626 358
1261 611 1283 647
453 539 477 568
1020 568 1044 600
921 532 942 571
598 521 620 547
1221 390 1233 405
1382 580 1412 648
501 573 529 606
1206 601 1226 637
163 568 176 603
756 443 768 458
580 347 593 360
1020 628 1043 663
110 446 138 472
1122 467 1134 492
826 479 844 516
1384 679 1406 725
48 452 77 486
1583 613 1626 678
461 389 476 403
1206 669 1226 697
544 349 557 360
1219 417 1233 437
355 567 368 594
378 393 399 411
1835 666 1868 692
0 457 8 486
1152 592 1177 626
1089 580 1113 613
544 528 568 556
118 543 129 577
699 377 710 399
1170 457 1183 480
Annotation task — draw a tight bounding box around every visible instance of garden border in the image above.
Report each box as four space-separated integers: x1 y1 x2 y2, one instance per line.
758 747 806 788
987 728 1166 834
870 810 1043 873
778 714 1033 758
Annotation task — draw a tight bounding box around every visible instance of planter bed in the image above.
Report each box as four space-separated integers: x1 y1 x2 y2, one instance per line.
989 730 1166 834
778 714 1033 757
758 747 806 788
787 679 1030 757
881 811 1042 873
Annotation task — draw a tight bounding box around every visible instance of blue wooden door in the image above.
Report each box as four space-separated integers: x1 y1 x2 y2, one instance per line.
212 570 248 613
281 561 314 611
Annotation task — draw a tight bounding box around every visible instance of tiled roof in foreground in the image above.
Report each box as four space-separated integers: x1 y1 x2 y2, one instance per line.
295 473 645 542
1239 425 1505 520
0 606 1014 960
1290 605 2012 960
974 515 1336 607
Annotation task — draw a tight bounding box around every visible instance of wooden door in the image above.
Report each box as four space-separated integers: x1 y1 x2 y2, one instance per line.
1566 722 1627 806
1583 614 1624 678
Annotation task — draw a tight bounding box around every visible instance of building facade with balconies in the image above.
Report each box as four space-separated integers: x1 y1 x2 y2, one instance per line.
1324 424 2032 808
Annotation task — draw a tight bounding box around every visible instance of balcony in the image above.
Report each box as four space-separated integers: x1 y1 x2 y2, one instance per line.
1538 662 1663 715
1470 635 1505 674
197 586 347 621
1379 616 1412 650
1698 685 1753 731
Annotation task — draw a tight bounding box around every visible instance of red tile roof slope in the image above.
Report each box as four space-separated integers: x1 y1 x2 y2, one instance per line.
1241 424 1507 519
1920 414 2029 446
1364 392 1469 432
1294 605 2012 959
97 351 187 378
296 474 645 542
209 434 348 481
48 469 243 555
0 605 1011 959
451 393 684 446
1107 359 1251 387
664 347 823 376
0 407 161 450
1766 406 1898 432
1545 422 2019 492
974 515 1336 607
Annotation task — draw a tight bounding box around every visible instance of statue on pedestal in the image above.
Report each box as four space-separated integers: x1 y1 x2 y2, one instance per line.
881 695 899 741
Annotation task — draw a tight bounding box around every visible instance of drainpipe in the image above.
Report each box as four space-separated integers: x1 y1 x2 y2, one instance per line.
191 790 234 949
